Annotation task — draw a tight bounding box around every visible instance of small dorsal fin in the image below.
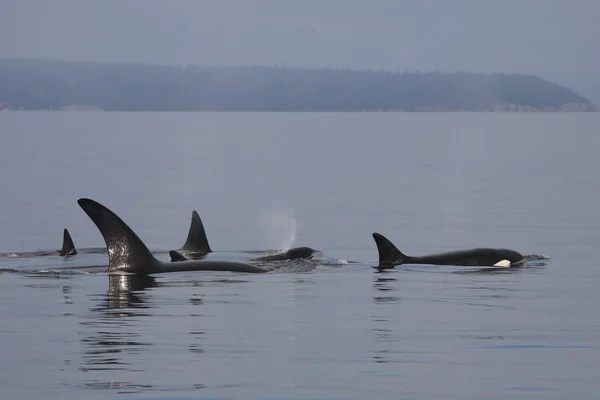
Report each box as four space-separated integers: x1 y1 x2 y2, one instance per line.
372 233 409 267
181 210 212 254
60 228 77 256
169 250 188 262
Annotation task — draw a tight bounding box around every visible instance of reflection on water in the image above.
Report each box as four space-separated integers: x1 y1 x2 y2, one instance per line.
79 275 158 393
104 275 158 310
372 273 401 304
62 284 73 307
83 381 153 393
371 274 400 364
187 280 206 360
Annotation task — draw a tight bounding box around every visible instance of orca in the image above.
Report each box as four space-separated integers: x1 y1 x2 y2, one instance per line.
177 210 212 257
60 228 77 256
0 228 77 258
169 248 318 263
173 209 318 262
169 246 320 263
372 232 525 269
252 246 319 262
77 198 270 275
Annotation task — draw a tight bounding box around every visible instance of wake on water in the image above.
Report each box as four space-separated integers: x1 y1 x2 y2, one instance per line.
523 254 551 261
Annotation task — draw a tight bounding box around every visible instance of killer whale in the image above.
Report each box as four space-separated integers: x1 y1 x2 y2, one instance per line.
169 247 319 264
178 210 212 257
77 198 270 275
173 209 319 262
60 228 77 256
253 246 318 262
372 232 525 269
169 244 319 263
0 228 77 258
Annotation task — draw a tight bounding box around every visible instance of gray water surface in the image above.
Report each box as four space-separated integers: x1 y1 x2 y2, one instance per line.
1 112 599 399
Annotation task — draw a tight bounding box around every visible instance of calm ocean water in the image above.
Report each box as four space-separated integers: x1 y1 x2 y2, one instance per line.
1 112 599 399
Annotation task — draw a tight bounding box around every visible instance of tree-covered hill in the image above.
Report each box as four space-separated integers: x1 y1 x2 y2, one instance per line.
0 58 594 111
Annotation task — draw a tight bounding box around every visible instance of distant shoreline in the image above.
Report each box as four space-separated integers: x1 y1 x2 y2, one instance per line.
4 109 597 113
0 58 595 112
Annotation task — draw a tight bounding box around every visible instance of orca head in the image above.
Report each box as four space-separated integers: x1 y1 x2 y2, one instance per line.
286 247 317 260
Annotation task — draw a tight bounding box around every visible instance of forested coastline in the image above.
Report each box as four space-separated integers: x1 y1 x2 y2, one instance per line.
0 58 594 112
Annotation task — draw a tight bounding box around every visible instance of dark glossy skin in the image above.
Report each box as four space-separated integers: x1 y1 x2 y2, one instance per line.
372 232 524 269
253 246 317 261
77 198 270 275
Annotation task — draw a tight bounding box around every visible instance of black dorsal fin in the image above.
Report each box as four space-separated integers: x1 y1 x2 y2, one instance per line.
77 198 159 273
169 250 188 262
372 233 409 267
181 210 212 254
60 228 77 256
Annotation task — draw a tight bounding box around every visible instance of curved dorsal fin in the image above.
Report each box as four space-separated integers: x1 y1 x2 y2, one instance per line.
77 198 159 273
181 210 212 254
60 228 77 256
372 233 409 267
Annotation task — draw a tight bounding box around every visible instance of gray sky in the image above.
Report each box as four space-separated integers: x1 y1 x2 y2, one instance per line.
1 0 599 94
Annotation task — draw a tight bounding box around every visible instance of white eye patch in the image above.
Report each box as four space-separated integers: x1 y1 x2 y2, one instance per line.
493 259 511 267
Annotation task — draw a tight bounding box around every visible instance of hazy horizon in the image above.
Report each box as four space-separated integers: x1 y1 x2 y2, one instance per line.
2 0 599 101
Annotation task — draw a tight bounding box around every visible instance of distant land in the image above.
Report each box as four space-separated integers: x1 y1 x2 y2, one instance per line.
0 58 596 112
559 80 600 105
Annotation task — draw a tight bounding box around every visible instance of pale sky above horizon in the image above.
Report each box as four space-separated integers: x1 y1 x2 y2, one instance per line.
1 0 598 94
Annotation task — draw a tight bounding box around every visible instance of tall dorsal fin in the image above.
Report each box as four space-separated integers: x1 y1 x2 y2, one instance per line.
77 198 159 273
181 210 212 254
372 233 409 267
60 228 77 256
169 250 188 262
